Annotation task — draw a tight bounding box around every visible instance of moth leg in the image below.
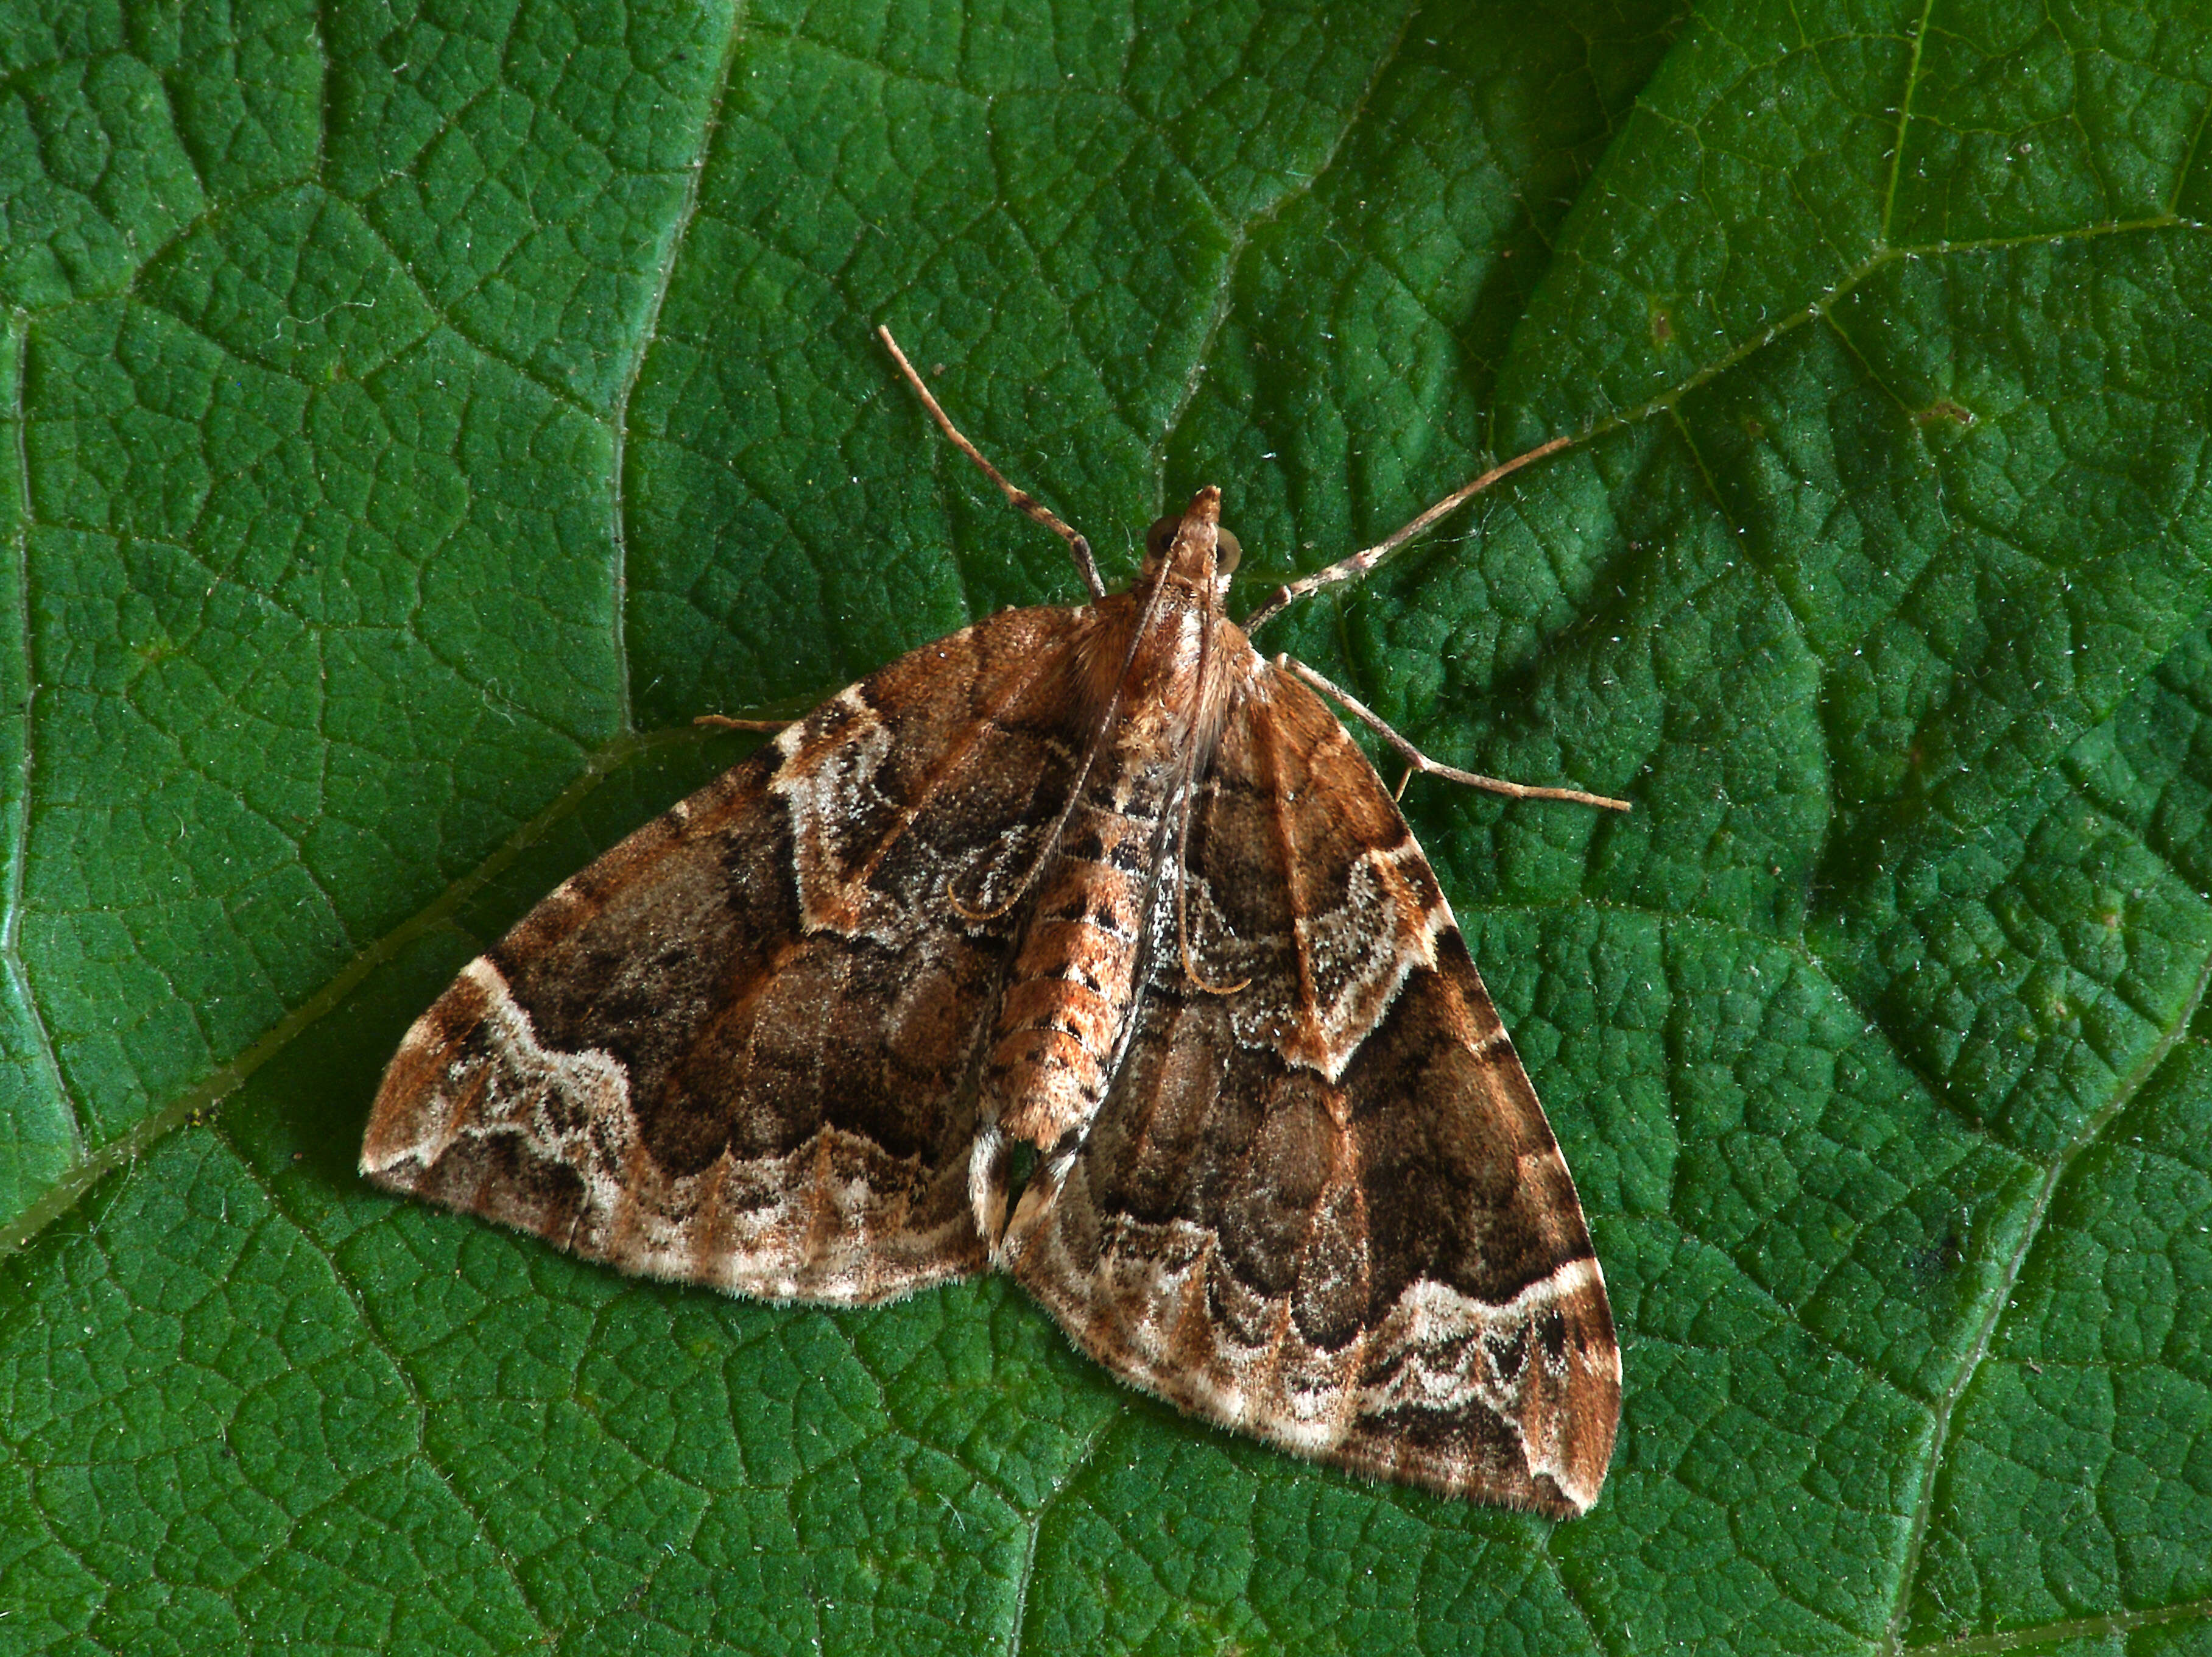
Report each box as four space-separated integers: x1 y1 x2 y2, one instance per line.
878 324 1108 598
1239 435 1573 631
1277 655 1632 813
969 1126 1010 1253
691 713 790 733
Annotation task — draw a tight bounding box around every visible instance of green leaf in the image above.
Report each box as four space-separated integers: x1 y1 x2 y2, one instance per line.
2 0 2208 1652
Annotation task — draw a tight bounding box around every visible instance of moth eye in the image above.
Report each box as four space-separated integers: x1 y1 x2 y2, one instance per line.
1146 515 1239 571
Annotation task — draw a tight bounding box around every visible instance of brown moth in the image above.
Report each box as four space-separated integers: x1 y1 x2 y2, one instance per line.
362 328 1626 1516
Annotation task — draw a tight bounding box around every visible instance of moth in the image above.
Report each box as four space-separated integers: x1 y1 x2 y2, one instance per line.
363 328 1626 1516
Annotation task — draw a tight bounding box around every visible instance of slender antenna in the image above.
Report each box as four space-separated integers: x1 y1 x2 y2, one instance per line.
878 325 1106 598
1241 435 1573 631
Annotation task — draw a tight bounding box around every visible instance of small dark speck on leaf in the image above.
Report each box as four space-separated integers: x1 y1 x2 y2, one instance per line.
1914 400 1976 426
1909 1224 1967 1285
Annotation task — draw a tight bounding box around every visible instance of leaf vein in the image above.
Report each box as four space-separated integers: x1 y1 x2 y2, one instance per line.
1879 937 2212 1652
216 1119 554 1642
3 308 76 1162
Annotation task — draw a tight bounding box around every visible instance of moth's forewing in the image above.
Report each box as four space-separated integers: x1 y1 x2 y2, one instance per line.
1012 655 1619 1516
364 602 1103 1304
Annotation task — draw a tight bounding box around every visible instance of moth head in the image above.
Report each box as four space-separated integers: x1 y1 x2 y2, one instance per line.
1143 486 1240 600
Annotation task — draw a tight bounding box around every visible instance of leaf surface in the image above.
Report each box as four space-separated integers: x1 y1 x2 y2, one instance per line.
2 0 2208 1652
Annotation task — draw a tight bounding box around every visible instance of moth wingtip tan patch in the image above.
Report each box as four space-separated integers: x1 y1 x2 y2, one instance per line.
359 955 504 1184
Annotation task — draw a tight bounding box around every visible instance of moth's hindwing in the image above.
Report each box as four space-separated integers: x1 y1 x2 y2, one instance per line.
1010 659 1621 1516
362 601 1101 1304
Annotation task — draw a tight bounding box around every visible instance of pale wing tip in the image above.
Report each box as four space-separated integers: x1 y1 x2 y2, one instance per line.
357 1117 425 1185
358 1067 432 1185
359 1065 431 1181
1540 1358 1621 1517
1535 1271 1622 1517
358 959 501 1187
